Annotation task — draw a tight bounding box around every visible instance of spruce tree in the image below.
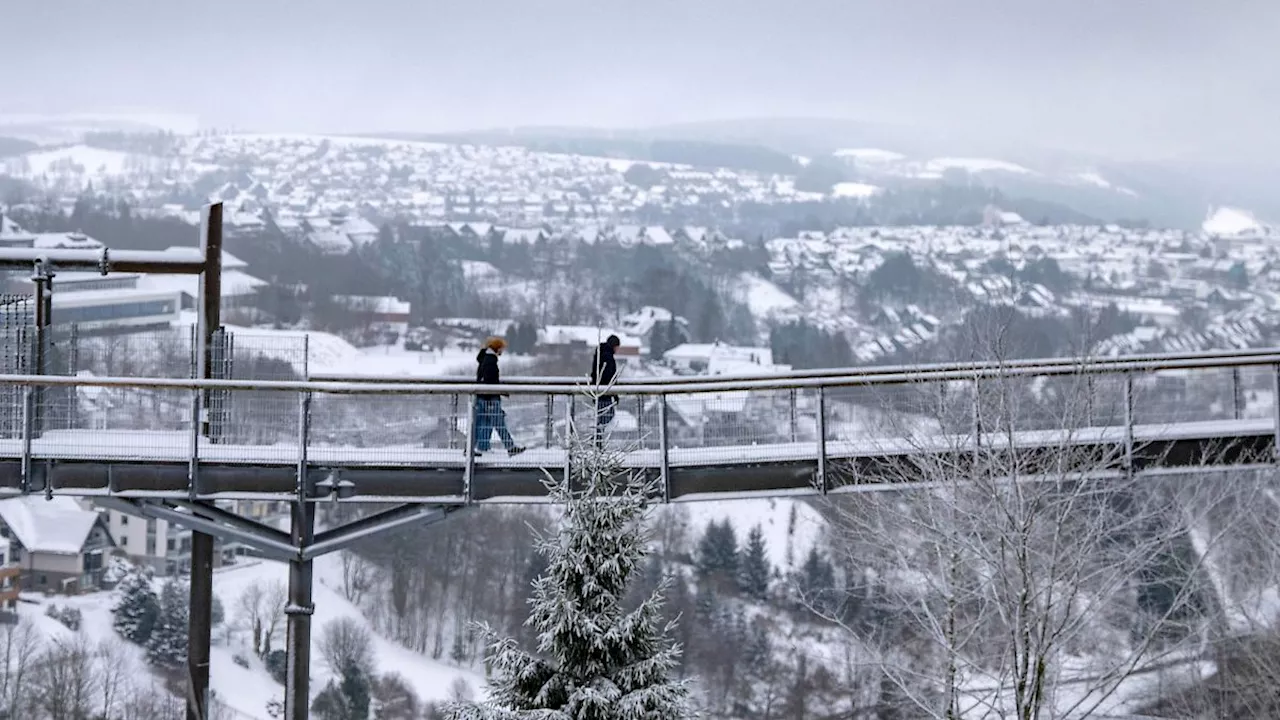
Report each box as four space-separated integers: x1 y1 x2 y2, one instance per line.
146 579 189 670
445 399 693 720
737 524 771 601
695 519 739 591
112 565 159 645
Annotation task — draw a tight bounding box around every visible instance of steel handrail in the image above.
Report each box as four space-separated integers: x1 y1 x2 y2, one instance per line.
309 346 1280 386
2 350 1278 396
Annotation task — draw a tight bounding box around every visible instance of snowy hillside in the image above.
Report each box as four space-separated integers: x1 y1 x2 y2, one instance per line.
1203 206 1272 237
12 554 485 720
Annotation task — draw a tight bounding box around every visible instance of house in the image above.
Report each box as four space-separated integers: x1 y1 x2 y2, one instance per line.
101 508 193 576
0 538 19 612
0 496 116 594
618 306 690 356
332 295 413 336
538 326 641 357
663 342 782 375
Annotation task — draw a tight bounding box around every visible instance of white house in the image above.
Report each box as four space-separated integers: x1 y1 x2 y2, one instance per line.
100 507 193 575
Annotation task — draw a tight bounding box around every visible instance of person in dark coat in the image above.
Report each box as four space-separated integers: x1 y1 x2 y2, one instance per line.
590 335 622 445
473 336 524 456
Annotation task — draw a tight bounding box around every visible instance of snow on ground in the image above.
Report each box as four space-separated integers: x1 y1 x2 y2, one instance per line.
831 182 881 199
4 144 169 179
1203 206 1266 236
832 148 906 164
220 132 449 151
1074 171 1112 189
923 157 1035 175
732 273 802 319
215 556 487 717
678 497 825 574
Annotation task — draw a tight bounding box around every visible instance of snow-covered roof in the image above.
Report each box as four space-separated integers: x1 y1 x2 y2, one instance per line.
0 496 101 555
665 342 775 367
539 326 640 348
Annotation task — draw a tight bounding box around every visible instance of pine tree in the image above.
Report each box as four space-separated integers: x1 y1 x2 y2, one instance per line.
112 565 159 645
445 400 693 719
737 524 771 601
146 579 189 670
796 547 836 614
695 519 739 591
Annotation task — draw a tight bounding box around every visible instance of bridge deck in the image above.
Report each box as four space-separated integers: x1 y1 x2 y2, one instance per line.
2 417 1272 504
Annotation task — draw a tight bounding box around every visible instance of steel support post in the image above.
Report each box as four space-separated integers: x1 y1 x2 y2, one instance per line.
1232 367 1243 420
188 202 222 720
788 389 798 443
463 394 477 503
563 395 574 484
19 386 32 494
187 531 214 720
30 260 52 439
284 502 316 720
816 386 828 494
448 394 459 450
1123 371 1135 477
658 394 670 503
1271 364 1280 462
544 394 554 448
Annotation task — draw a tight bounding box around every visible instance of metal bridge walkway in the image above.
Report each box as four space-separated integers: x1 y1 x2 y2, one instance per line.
2 348 1278 505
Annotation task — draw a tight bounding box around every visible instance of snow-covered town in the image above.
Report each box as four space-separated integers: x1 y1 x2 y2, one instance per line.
1 9 1279 712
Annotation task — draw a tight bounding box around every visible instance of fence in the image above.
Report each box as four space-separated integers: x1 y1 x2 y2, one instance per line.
0 350 1276 478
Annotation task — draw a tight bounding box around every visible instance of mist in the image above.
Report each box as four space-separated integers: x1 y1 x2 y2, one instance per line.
7 0 1279 162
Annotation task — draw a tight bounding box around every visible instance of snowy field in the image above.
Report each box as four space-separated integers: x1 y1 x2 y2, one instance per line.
16 554 485 719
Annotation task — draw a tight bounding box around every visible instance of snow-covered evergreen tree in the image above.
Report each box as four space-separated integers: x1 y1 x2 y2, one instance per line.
695 519 738 593
112 565 159 645
445 402 694 720
146 579 189 670
737 524 771 600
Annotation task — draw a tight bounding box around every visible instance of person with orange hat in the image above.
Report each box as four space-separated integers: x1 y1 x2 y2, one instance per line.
473 336 525 457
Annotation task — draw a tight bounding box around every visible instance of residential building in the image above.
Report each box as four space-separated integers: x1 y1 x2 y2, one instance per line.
538 326 641 357
101 508 194 576
0 496 116 594
0 538 19 612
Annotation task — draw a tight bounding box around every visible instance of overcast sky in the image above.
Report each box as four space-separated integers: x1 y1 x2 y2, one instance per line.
8 0 1278 163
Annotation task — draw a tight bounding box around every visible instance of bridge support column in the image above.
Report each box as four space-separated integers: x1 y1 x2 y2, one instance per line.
188 202 223 720
285 502 316 720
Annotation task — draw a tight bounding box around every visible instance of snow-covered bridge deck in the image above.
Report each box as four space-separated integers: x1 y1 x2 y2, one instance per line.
2 348 1279 503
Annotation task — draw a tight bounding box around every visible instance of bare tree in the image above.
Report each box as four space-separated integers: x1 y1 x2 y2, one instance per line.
0 618 41 718
96 636 133 718
32 632 100 720
812 352 1247 719
237 581 267 657
262 579 288 658
119 676 184 720
237 578 288 658
340 551 372 606
318 616 376 677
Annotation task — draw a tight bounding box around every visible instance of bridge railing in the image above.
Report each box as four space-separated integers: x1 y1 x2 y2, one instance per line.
0 349 1277 490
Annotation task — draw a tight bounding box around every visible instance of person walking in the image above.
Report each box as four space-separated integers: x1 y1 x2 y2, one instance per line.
474 336 525 457
590 334 622 445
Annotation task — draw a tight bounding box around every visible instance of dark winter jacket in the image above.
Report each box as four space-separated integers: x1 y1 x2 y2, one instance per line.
476 349 501 400
590 342 618 386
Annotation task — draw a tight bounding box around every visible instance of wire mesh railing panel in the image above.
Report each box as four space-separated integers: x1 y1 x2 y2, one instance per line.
225 332 309 380
1235 365 1275 420
1138 368 1235 425
208 388 298 461
35 384 193 461
66 327 196 379
0 296 34 437
309 392 459 464
824 381 946 444
663 388 798 462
